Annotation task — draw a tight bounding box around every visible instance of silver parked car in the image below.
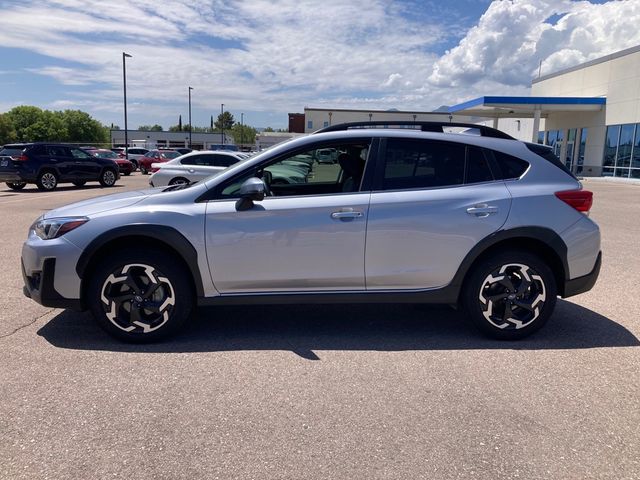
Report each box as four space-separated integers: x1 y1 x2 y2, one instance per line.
148 150 243 187
22 121 601 342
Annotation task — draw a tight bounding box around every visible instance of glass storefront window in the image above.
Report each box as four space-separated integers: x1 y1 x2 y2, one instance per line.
617 124 635 169
632 123 640 169
603 125 620 168
577 128 587 174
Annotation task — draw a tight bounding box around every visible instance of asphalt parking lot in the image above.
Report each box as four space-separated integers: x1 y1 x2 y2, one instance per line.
0 175 638 479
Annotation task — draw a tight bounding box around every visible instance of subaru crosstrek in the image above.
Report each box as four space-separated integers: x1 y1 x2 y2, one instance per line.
21 122 601 342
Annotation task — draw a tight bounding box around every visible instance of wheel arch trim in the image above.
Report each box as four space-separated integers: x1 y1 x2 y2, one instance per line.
75 225 205 299
449 226 569 300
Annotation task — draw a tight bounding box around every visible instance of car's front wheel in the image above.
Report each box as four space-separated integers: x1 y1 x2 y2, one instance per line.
169 177 189 186
6 182 26 191
87 249 194 342
462 250 557 340
140 165 148 175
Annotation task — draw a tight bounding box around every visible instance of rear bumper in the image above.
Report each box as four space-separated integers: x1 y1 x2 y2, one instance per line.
563 251 601 298
0 172 27 183
22 257 83 310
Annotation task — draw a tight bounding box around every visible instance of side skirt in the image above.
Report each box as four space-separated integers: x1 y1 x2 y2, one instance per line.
197 285 460 307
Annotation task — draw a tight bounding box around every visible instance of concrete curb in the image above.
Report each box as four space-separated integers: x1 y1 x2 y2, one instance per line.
579 176 640 186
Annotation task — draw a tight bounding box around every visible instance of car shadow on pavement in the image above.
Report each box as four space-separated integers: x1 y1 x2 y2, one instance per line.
37 299 639 359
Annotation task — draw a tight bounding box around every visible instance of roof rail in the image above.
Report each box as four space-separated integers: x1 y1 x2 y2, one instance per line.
313 121 514 140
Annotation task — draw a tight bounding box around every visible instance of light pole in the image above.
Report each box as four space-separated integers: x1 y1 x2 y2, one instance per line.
188 86 193 148
221 103 225 145
122 52 132 159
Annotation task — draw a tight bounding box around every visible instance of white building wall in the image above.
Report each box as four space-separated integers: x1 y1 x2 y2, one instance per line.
304 108 473 133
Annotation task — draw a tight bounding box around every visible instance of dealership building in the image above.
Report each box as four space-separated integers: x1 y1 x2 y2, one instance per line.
303 45 640 178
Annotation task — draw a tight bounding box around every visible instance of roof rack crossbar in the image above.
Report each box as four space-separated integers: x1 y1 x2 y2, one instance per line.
313 121 514 140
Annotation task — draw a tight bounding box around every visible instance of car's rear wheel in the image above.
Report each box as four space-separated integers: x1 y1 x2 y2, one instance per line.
462 250 557 340
72 181 86 187
169 177 189 186
36 171 58 191
140 165 148 175
99 168 117 187
87 249 194 342
6 182 26 191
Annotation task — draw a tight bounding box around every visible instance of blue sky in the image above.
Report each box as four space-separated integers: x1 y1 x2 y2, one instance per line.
0 0 636 130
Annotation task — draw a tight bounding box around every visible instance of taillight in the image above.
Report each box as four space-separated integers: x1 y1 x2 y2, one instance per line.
555 189 593 213
16 154 29 161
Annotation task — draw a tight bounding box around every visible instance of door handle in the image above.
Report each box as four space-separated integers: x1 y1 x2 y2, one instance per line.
466 204 499 218
331 209 363 220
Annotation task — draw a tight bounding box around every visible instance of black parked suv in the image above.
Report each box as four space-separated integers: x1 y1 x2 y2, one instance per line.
0 143 120 191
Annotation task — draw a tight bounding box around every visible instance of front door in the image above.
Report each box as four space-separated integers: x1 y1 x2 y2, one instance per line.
204 140 373 294
205 193 370 293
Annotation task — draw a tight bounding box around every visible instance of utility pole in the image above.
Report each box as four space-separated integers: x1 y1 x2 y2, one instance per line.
221 103 225 145
122 52 132 159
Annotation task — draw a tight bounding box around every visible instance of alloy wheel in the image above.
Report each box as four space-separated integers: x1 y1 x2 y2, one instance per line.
478 263 546 330
40 172 57 190
100 263 176 334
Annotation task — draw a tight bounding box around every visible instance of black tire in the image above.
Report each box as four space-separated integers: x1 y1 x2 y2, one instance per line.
130 160 139 170
36 170 58 191
87 248 194 342
140 165 148 175
72 181 86 187
462 249 557 340
99 168 117 187
6 182 26 191
169 177 189 186
124 171 131 176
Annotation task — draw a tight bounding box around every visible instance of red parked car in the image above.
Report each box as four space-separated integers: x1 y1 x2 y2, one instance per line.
86 149 134 176
138 149 181 175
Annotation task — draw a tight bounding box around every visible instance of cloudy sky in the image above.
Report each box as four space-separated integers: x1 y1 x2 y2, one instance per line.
0 0 639 129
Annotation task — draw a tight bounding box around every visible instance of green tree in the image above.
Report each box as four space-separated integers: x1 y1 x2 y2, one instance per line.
137 124 163 131
214 111 235 131
263 127 275 132
230 123 257 145
0 113 17 144
21 110 68 142
58 109 109 143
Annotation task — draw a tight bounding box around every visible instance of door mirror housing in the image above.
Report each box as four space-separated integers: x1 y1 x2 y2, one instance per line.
236 177 266 211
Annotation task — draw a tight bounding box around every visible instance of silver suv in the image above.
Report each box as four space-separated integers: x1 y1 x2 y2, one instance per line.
21 122 601 342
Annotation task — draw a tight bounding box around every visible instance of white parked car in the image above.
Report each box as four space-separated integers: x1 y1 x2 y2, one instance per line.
148 151 242 187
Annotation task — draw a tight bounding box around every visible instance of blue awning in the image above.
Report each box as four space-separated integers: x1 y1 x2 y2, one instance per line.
448 96 606 117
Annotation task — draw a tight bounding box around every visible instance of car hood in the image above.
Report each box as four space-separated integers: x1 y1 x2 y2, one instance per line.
43 188 160 219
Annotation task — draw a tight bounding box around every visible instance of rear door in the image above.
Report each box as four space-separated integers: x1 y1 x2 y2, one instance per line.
69 147 102 180
365 138 512 290
45 145 73 178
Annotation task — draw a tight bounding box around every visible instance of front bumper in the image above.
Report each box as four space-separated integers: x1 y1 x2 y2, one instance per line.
21 234 85 310
563 251 602 298
22 257 82 310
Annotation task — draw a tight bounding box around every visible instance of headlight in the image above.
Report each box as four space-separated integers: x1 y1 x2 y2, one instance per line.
32 217 89 240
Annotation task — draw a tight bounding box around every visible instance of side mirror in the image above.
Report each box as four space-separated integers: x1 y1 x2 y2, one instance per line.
236 177 266 211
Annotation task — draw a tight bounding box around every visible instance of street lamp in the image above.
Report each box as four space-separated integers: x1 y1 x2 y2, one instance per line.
221 103 225 145
188 86 193 148
122 52 132 159
241 112 244 149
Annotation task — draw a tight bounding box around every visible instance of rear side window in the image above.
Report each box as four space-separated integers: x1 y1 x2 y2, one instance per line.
490 150 529 180
381 139 465 190
47 146 69 157
525 143 577 179
213 155 239 167
379 139 495 190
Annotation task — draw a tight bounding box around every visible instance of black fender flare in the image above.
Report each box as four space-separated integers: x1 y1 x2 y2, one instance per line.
446 226 569 299
75 225 204 297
